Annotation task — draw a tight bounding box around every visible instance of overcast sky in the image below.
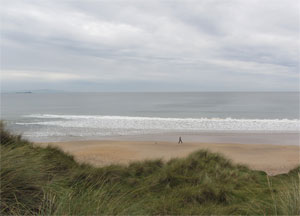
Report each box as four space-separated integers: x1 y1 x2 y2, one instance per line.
1 0 299 92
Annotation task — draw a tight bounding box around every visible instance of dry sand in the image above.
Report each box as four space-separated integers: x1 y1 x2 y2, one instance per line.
37 140 300 176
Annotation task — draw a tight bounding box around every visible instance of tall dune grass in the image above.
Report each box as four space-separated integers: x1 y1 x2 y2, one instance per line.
1 122 299 215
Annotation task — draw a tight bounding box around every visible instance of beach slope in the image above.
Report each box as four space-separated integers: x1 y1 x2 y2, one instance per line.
38 140 300 175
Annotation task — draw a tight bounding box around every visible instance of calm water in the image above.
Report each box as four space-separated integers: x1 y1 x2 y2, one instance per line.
1 92 299 142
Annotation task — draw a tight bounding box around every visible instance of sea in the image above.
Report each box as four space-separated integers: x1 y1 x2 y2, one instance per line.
1 92 299 143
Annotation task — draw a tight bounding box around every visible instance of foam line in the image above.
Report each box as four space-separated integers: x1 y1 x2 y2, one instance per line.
19 114 299 132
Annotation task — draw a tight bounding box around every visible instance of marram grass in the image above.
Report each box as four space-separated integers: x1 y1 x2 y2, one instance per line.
0 123 299 215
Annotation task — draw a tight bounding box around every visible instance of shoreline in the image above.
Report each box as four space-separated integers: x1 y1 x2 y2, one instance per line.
105 131 300 146
31 131 300 145
37 139 300 176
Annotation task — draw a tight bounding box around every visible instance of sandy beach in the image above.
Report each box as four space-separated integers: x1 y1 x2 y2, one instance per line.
37 140 300 176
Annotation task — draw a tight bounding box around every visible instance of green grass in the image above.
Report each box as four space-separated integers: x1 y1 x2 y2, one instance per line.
1 123 299 215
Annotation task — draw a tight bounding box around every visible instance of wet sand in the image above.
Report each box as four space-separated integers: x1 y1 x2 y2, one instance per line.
37 140 300 176
103 132 300 146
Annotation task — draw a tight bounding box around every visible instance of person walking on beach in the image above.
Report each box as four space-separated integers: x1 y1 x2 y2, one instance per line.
178 136 183 144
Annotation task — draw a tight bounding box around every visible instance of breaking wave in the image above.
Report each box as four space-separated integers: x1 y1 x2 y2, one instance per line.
18 114 300 132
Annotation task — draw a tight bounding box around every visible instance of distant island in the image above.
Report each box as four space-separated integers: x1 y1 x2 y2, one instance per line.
16 91 32 94
8 89 66 94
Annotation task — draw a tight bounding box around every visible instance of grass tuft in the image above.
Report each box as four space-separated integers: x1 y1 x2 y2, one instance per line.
1 123 299 215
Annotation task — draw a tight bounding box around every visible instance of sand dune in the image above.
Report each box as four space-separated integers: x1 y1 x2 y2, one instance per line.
37 140 300 176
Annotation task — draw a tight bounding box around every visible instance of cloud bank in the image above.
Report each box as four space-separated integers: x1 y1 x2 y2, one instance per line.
1 0 299 91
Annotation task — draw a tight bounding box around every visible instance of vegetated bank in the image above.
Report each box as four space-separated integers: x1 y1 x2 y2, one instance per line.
1 123 299 215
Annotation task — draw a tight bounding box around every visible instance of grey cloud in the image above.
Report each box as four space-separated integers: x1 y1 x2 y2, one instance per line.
0 0 299 91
